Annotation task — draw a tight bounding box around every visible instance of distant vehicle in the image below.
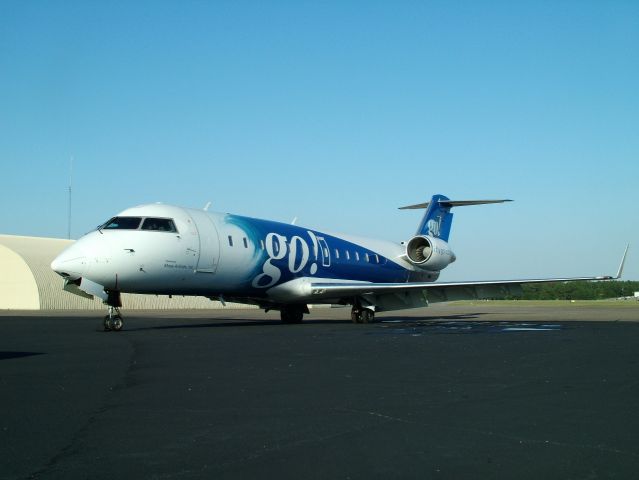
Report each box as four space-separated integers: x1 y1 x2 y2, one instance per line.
51 194 628 331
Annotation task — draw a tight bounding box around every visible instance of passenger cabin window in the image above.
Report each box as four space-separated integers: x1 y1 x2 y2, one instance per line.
243 237 248 248
102 217 142 230
355 252 360 261
365 253 370 263
141 218 177 232
335 249 340 259
345 251 350 260
228 236 234 247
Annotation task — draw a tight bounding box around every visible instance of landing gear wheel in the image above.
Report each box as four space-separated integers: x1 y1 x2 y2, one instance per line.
351 309 361 323
104 306 124 332
358 309 375 324
280 306 304 324
111 316 123 331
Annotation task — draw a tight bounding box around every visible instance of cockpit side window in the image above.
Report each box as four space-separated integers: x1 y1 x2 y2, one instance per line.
102 217 142 230
141 218 178 233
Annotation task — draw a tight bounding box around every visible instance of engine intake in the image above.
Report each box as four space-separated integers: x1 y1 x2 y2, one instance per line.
406 235 456 271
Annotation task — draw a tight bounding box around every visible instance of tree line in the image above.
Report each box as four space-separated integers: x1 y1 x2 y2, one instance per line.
519 280 639 300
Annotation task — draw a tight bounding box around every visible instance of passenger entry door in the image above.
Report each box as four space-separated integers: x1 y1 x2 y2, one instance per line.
188 210 220 273
317 237 331 267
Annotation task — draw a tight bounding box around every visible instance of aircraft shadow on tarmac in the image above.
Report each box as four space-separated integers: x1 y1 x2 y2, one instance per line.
0 351 44 361
122 318 351 332
117 313 491 332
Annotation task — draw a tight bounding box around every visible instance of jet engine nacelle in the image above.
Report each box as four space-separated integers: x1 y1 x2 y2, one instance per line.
405 235 456 271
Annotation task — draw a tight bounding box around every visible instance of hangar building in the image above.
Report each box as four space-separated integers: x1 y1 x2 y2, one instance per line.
0 234 235 310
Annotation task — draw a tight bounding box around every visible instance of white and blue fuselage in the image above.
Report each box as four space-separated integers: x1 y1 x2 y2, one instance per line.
52 203 441 308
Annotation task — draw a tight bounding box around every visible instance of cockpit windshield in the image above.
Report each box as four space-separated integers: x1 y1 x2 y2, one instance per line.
101 217 142 230
141 218 177 232
97 216 178 233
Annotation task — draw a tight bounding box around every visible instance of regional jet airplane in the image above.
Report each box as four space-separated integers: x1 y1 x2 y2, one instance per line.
51 194 627 331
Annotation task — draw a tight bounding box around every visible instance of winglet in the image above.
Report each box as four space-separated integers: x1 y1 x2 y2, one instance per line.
615 244 630 279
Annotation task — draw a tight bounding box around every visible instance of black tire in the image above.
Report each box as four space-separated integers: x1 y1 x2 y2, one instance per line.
280 307 304 324
111 316 123 331
358 309 374 324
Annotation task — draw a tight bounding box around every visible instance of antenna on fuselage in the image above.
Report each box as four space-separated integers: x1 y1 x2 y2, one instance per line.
203 201 212 211
291 217 298 225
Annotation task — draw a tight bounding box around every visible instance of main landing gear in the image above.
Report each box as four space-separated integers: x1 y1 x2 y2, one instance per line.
280 305 307 324
351 307 375 324
103 291 123 332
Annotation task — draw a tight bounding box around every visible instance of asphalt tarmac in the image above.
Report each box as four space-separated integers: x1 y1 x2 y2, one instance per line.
1 304 639 479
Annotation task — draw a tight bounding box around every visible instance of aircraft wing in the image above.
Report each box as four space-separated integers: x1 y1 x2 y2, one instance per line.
308 245 629 304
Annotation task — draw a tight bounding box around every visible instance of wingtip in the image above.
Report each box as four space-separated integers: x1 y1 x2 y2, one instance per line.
615 244 630 279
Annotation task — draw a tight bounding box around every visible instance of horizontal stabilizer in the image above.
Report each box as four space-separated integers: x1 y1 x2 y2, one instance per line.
399 199 512 210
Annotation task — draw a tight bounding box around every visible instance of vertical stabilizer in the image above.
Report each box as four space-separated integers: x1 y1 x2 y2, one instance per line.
415 194 453 240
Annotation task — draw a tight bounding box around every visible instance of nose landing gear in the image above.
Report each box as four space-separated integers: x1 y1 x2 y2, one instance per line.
103 291 123 332
104 306 123 331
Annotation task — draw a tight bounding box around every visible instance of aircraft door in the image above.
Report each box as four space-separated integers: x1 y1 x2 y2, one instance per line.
188 210 220 273
317 237 331 267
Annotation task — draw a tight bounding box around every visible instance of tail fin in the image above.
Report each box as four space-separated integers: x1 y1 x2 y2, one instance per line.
399 195 512 241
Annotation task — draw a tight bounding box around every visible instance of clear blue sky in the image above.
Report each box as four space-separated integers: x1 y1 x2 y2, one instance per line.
1 1 637 280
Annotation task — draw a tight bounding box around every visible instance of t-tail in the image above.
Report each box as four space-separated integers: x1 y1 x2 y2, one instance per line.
399 195 513 242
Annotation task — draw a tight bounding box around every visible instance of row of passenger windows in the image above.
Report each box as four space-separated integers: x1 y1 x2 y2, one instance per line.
227 236 250 248
100 217 178 233
335 249 382 264
226 235 382 264
97 217 382 264
99 218 381 263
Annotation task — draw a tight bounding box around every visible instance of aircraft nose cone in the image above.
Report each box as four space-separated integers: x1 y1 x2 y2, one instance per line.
51 246 87 280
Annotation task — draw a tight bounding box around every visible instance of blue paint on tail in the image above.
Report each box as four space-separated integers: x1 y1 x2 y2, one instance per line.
416 194 453 241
